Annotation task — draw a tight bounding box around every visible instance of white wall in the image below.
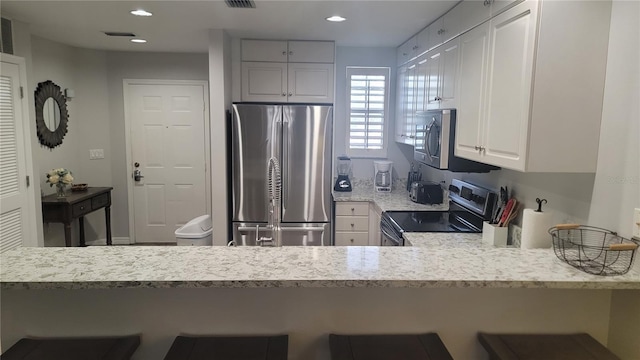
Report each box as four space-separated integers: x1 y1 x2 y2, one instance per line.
587 0 640 239
30 36 112 246
334 46 414 181
105 51 209 240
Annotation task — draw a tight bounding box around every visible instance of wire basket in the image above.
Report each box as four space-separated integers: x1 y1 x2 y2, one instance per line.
549 225 639 276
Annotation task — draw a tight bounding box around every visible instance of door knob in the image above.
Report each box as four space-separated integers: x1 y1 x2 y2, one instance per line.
133 169 144 182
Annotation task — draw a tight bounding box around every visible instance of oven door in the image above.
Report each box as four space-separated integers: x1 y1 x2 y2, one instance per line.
414 111 445 169
380 215 403 246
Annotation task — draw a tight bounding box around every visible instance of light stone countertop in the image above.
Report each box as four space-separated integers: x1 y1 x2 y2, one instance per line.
332 180 448 213
2 245 639 290
404 233 488 249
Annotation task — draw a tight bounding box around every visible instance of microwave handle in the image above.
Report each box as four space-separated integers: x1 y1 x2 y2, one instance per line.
425 116 439 161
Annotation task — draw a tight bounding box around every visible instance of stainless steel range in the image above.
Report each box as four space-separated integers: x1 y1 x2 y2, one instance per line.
380 179 497 246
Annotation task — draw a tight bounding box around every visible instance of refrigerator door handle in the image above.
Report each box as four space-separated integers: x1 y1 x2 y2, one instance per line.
281 116 289 214
279 226 326 232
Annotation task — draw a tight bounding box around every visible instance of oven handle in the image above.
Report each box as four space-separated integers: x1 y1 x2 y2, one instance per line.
380 218 402 245
381 228 401 246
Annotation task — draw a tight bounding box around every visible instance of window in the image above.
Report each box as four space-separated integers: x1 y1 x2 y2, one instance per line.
346 67 390 158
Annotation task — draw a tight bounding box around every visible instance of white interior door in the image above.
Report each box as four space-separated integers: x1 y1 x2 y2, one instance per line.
0 58 37 252
127 82 208 243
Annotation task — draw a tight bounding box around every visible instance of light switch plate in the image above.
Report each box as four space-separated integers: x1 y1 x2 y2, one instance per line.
89 149 104 160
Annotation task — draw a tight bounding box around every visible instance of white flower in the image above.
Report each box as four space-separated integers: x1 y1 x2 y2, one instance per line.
62 173 74 184
48 174 60 184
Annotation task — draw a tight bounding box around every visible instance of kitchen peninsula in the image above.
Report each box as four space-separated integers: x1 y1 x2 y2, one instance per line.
2 246 639 359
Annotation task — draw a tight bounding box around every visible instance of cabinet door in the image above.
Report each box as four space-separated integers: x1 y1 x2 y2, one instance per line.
368 205 382 246
414 56 428 114
425 17 445 52
454 22 489 162
439 39 460 109
241 40 288 62
241 62 288 102
444 0 492 41
288 41 335 63
335 232 369 246
425 49 442 110
402 63 417 145
395 65 408 143
397 36 417 66
491 0 523 17
482 1 537 170
287 63 334 103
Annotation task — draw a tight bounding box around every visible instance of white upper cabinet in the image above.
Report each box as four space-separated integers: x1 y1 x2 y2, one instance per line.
241 40 335 103
241 62 288 103
397 36 418 66
287 41 335 63
287 63 334 103
454 0 611 172
242 40 288 62
242 40 334 63
425 39 460 110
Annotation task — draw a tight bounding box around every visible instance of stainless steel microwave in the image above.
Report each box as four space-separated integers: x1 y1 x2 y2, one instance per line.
414 109 498 173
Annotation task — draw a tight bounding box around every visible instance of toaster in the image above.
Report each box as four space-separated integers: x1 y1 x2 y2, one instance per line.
409 181 443 204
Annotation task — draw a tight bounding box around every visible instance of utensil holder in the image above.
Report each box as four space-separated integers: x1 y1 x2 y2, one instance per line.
482 221 508 247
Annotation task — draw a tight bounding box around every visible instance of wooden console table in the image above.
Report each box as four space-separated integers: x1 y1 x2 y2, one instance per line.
41 187 113 247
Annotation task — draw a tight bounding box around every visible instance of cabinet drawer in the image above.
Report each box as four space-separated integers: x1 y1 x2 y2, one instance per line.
72 200 92 217
335 202 369 216
91 193 109 209
335 216 369 232
335 232 369 246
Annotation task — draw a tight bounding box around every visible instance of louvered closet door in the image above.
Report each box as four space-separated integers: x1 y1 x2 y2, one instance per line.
0 62 29 252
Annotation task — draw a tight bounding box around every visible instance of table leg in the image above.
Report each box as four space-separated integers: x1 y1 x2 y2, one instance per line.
105 206 112 245
79 216 86 247
64 223 72 247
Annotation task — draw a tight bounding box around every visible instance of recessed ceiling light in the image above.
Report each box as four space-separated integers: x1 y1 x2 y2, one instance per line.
130 9 153 16
130 39 147 43
326 15 346 22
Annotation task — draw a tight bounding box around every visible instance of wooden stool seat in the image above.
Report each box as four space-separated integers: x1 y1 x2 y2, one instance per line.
163 335 288 360
478 333 620 360
0 335 140 360
329 333 453 360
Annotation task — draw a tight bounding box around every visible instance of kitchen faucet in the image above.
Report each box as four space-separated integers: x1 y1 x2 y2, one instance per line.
257 157 282 247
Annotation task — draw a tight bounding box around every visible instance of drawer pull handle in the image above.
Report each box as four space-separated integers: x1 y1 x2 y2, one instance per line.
351 208 355 211
350 223 354 227
80 206 85 210
350 239 354 242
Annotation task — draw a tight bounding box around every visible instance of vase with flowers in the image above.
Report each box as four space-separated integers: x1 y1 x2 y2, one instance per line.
46 168 74 198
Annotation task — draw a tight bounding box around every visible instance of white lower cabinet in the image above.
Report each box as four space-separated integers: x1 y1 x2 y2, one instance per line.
334 201 381 246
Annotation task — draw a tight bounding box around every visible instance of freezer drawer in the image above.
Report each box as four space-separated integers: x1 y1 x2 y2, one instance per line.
232 222 331 246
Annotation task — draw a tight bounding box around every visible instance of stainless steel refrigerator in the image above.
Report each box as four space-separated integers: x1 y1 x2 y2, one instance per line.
230 103 333 246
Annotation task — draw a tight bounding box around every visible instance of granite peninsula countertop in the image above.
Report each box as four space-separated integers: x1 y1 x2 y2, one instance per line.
2 245 639 290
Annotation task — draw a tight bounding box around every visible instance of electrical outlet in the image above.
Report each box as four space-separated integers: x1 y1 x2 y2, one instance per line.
511 224 522 247
633 208 640 239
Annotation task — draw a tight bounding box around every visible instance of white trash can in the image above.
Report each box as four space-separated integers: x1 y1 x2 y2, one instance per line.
175 215 213 246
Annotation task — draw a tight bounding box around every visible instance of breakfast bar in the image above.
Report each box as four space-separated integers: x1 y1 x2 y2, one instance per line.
2 245 639 359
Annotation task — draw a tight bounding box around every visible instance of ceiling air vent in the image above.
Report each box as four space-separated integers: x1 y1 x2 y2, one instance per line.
103 31 136 37
225 0 256 9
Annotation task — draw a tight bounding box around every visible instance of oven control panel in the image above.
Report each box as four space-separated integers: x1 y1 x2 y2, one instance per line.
448 179 496 219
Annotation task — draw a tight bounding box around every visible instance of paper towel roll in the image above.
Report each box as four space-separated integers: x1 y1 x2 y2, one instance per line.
521 208 553 249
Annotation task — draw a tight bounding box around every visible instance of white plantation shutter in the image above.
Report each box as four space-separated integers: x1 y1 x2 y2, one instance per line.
346 67 390 158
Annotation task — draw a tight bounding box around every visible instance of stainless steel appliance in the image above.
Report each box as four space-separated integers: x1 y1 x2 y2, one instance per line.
380 179 497 246
231 104 333 246
409 181 443 204
414 109 498 173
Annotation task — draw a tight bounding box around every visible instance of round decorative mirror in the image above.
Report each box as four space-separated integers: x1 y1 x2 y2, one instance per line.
34 80 68 149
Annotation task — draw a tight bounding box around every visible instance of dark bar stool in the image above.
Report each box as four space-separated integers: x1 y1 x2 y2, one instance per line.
163 335 288 360
478 333 620 360
0 335 140 360
329 333 453 360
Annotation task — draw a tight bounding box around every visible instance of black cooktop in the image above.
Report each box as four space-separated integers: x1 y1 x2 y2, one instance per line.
384 203 485 234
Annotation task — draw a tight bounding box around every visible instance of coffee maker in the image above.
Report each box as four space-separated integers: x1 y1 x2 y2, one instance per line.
334 155 352 192
374 160 393 192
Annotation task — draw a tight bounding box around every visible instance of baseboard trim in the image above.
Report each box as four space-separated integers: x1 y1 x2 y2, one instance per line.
85 237 131 246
